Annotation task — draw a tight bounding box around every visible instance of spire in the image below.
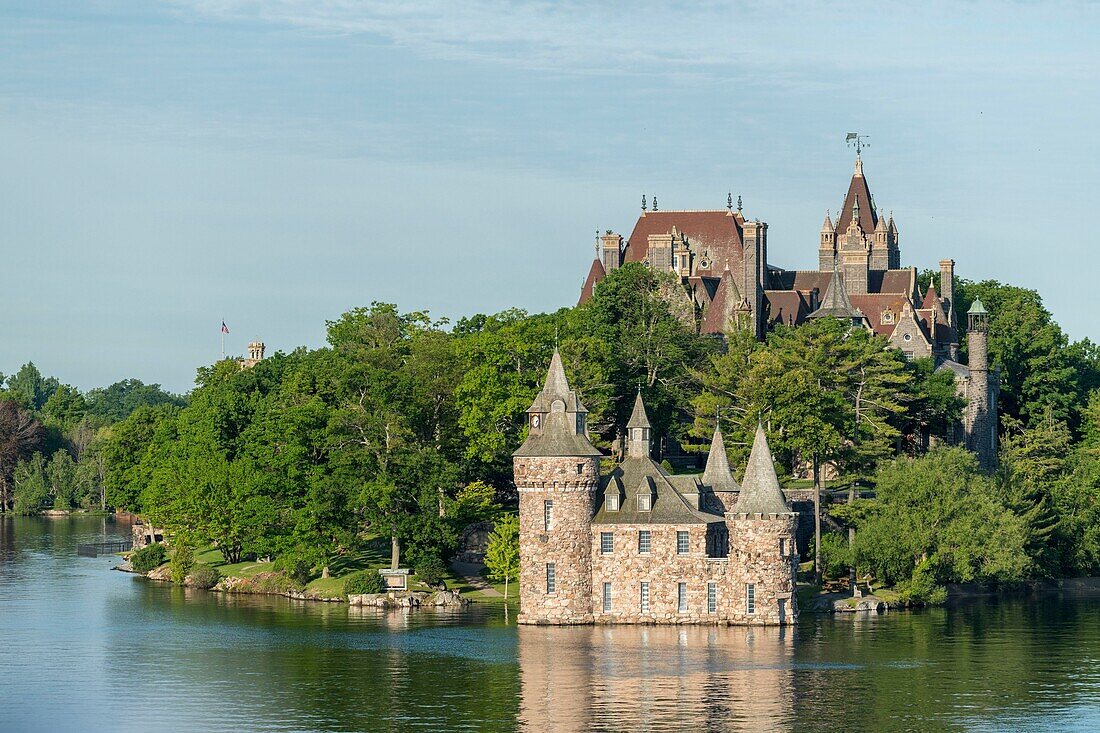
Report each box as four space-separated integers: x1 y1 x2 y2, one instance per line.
544 348 570 398
854 151 863 177
627 390 651 429
737 194 743 213
701 425 740 491
701 264 747 335
732 425 789 515
808 259 865 324
727 192 733 210
515 351 601 458
821 211 833 232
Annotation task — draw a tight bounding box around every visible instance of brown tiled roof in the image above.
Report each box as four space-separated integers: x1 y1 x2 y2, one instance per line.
835 160 879 234
624 210 744 277
870 269 915 295
763 290 810 327
579 258 605 304
921 284 942 311
849 293 912 337
772 270 831 293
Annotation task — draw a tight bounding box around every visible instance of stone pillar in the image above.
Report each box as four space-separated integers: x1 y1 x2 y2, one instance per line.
742 221 764 340
966 304 996 472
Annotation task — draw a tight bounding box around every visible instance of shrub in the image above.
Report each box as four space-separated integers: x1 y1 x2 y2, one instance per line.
273 552 314 585
131 543 168 573
343 570 385 597
819 531 853 580
187 563 221 590
415 556 448 588
170 542 195 585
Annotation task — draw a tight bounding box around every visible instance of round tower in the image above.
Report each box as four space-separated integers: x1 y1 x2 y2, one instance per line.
514 349 602 625
726 425 798 626
966 300 996 472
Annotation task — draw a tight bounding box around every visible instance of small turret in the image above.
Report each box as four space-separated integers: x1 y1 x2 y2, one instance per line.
626 391 652 459
731 425 790 516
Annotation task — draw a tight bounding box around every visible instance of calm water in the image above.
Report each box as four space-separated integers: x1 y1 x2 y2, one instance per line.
1 517 1098 733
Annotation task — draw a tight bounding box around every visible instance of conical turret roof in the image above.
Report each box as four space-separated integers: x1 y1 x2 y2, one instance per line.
701 426 740 491
732 425 790 515
701 264 748 335
525 348 587 415
835 154 878 234
821 213 833 232
627 391 651 429
515 349 601 458
808 260 865 322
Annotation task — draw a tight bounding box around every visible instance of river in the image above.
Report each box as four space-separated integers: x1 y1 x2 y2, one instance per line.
1 516 1098 732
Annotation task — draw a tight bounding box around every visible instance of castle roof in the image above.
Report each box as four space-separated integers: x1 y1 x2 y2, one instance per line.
835 154 878 234
731 425 791 515
763 290 811 328
701 265 748 335
594 456 720 525
579 257 606 304
514 350 602 458
808 261 866 323
623 209 744 278
701 426 740 491
627 391 651 429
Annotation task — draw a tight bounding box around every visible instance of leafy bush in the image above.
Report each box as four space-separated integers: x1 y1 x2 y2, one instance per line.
130 543 168 573
273 552 313 585
819 531 853 580
343 570 385 597
187 563 221 590
170 542 195 585
415 556 447 588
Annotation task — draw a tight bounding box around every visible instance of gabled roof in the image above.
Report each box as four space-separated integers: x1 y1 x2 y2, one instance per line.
849 293 912 337
701 427 740 491
594 456 721 525
623 210 744 277
834 155 878 234
731 426 791 515
764 290 811 327
701 266 748 335
579 258 606 304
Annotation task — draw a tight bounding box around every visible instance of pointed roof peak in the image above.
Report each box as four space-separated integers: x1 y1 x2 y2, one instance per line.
702 425 740 491
732 425 789 515
627 390 651 429
544 348 571 397
808 259 864 322
854 152 864 177
821 211 833 231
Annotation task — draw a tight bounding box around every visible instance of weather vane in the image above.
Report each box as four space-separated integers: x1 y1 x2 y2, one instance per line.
846 132 869 155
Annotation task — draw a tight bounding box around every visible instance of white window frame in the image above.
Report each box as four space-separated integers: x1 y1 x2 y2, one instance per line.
602 582 612 612
543 499 553 531
746 583 756 615
600 532 614 555
677 582 688 613
638 530 651 555
676 530 689 555
640 582 650 613
707 582 717 613
637 493 651 512
606 492 619 512
546 563 556 594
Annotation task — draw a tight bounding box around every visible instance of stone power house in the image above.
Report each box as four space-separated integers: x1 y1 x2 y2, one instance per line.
580 153 998 470
515 351 797 626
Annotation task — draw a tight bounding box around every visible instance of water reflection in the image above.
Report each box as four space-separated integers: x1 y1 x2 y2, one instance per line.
518 624 795 732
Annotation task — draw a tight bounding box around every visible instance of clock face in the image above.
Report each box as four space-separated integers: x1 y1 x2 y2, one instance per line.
532 415 540 429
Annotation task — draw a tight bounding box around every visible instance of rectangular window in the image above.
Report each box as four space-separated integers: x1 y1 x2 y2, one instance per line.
779 538 787 556
640 582 650 613
546 563 556 594
543 500 553 531
638 530 651 554
606 492 619 512
746 583 756 615
602 582 612 612
600 532 614 555
676 530 689 555
637 493 652 512
677 582 688 613
707 582 717 613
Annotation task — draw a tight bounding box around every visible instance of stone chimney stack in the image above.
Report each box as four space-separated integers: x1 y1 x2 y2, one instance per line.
601 232 623 273
940 259 959 360
742 220 766 340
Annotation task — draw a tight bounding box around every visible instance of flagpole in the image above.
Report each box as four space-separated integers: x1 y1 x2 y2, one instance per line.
221 319 225 361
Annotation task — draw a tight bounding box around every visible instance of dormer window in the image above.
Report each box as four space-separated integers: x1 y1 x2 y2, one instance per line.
637 493 652 512
881 309 895 325
606 492 620 512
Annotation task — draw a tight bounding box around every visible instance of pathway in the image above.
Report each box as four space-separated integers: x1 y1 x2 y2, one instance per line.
450 560 503 597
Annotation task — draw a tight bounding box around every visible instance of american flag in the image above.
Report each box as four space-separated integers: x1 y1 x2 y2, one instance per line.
221 321 230 334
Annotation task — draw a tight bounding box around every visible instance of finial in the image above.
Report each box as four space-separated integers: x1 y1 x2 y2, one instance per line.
554 325 559 348
642 194 647 211
595 229 600 256
652 195 658 211
727 192 733 210
852 196 860 224
737 194 743 213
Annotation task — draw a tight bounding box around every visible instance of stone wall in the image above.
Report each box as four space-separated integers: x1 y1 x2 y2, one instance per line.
516 455 600 625
725 514 799 625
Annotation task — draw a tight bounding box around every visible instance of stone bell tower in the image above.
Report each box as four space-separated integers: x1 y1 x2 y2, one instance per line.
514 349 603 625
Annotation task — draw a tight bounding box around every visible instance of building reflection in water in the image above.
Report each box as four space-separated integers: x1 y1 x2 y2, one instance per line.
518 624 795 732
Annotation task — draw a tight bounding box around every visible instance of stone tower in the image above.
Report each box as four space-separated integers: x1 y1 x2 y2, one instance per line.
239 340 266 369
726 425 798 625
966 299 997 472
601 232 623 273
742 220 767 339
514 349 603 625
625 391 651 459
940 259 959 360
818 213 836 271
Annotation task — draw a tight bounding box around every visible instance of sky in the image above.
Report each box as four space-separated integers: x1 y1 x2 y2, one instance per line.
1 1 1098 393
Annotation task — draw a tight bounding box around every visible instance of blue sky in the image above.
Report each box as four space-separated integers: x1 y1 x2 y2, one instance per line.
1 1 1098 393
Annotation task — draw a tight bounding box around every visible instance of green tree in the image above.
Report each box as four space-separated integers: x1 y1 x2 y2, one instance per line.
4 363 59 412
0 400 46 511
484 513 520 600
11 452 49 515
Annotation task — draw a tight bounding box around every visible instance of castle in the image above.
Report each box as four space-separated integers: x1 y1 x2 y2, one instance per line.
515 350 797 625
579 153 998 470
